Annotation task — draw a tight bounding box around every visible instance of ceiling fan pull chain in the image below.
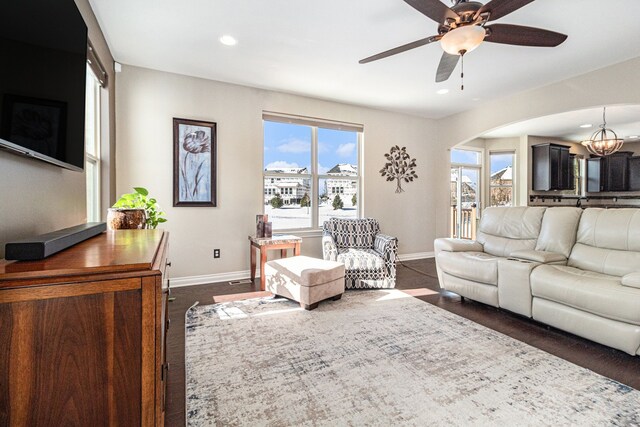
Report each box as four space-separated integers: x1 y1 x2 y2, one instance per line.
460 52 465 91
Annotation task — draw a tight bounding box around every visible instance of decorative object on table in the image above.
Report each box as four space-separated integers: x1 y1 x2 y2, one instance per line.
323 217 397 289
106 208 146 230
263 222 272 238
186 289 640 426
581 107 624 156
255 214 269 238
1 94 67 158
380 145 418 193
249 234 302 291
109 187 167 230
173 118 217 207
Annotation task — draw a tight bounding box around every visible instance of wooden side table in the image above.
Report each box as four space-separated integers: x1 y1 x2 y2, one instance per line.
249 234 302 291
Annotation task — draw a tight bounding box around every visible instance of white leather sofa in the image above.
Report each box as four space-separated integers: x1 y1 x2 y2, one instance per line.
435 207 640 356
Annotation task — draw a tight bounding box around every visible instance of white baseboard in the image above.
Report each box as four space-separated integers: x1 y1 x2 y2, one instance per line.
170 252 435 288
170 270 254 288
397 252 435 261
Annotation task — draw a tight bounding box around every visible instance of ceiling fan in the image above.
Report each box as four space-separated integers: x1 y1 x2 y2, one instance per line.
359 0 568 88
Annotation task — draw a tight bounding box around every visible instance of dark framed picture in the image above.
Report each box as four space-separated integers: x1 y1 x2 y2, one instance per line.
173 118 217 207
1 95 67 159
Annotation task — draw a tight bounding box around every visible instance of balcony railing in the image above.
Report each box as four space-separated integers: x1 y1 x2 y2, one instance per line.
450 205 477 240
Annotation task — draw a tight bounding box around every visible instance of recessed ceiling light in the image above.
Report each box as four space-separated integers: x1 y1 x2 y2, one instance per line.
436 89 449 95
579 123 592 128
628 135 639 139
472 97 480 102
219 35 237 46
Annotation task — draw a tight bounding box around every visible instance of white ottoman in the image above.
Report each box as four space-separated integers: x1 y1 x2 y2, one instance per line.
265 256 345 310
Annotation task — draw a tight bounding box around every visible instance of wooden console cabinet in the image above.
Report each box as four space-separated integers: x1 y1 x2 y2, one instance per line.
0 230 170 426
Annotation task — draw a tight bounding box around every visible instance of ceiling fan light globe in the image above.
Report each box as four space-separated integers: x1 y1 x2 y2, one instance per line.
441 25 486 55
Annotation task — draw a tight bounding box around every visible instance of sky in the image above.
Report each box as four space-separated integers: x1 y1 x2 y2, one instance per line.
264 121 358 174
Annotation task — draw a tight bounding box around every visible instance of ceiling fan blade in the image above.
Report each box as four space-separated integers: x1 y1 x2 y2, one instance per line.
485 24 568 47
404 0 458 24
359 36 439 64
436 52 460 82
476 0 535 22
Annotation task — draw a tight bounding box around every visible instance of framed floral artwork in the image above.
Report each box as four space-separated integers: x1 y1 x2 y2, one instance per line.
173 118 217 207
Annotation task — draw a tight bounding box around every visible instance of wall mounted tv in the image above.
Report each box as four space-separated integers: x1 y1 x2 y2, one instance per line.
0 0 88 172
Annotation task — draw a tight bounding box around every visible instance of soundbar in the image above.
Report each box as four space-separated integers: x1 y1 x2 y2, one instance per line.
5 222 107 261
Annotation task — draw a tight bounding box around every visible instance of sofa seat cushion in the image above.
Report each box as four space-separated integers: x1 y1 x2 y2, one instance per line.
531 265 640 325
622 273 640 289
437 251 499 286
337 248 384 271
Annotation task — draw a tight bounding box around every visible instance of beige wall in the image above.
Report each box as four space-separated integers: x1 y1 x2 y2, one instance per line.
435 57 640 239
0 0 115 258
116 65 438 279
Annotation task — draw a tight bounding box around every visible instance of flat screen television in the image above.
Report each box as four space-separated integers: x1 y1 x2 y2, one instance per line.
0 0 88 171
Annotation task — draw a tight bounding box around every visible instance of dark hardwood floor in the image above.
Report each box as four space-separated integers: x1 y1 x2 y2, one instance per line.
165 258 640 427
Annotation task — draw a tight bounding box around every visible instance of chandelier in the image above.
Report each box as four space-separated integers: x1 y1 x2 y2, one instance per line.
581 107 624 157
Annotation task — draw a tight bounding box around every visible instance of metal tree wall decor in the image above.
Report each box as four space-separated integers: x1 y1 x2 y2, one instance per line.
380 145 418 193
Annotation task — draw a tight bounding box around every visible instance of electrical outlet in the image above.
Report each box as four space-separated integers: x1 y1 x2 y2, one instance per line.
213 249 221 259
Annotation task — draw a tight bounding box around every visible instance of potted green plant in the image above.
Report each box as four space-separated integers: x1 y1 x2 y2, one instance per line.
107 187 167 230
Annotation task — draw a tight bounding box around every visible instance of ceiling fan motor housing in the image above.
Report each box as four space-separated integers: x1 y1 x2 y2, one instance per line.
440 1 486 34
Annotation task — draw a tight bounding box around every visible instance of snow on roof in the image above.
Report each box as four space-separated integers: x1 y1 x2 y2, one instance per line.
491 166 513 181
264 167 308 174
327 163 357 175
451 171 472 183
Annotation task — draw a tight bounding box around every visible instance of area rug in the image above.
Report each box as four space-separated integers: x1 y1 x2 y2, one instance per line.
185 290 640 426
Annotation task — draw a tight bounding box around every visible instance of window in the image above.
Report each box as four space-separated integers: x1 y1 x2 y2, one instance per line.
85 66 101 222
489 151 515 207
450 148 481 239
451 148 481 165
263 114 362 230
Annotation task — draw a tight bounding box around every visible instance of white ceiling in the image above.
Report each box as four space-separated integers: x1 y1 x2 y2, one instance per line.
89 0 640 119
482 105 640 141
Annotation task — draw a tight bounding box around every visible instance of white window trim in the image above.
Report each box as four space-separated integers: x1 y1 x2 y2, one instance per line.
262 115 363 232
86 67 101 222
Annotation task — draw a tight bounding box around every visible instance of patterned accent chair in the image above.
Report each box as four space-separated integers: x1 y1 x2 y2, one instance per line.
322 218 398 289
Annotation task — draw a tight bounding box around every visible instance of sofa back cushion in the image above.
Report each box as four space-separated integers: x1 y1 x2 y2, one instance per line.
568 208 640 277
535 207 583 257
476 207 546 257
323 218 380 249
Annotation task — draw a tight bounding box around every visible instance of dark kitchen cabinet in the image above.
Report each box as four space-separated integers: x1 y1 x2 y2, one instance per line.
532 143 573 191
629 157 640 191
586 151 634 192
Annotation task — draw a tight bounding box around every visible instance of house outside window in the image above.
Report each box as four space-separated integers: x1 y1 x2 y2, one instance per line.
489 151 515 207
263 113 363 230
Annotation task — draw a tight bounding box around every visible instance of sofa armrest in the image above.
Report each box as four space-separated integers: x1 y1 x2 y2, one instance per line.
622 273 640 289
509 250 567 264
374 233 398 280
374 233 398 258
322 232 338 262
434 238 483 253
